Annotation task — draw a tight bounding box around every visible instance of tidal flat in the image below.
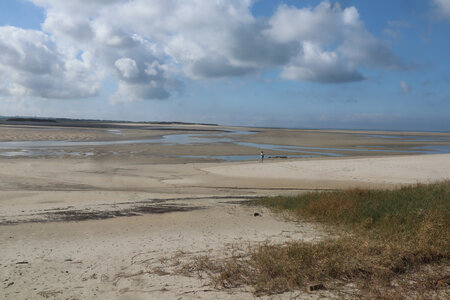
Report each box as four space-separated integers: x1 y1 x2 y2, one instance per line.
1 120 449 299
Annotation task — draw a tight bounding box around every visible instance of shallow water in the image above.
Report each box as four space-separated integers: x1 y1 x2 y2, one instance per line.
176 154 323 161
360 134 449 142
0 130 251 149
0 150 82 157
416 145 450 154
235 142 422 155
107 129 122 135
0 129 449 160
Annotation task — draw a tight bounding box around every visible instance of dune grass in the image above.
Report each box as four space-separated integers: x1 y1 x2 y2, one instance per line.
190 181 450 297
261 181 449 242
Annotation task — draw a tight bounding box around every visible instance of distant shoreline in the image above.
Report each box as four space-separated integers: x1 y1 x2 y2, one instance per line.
1 116 218 127
1 115 448 133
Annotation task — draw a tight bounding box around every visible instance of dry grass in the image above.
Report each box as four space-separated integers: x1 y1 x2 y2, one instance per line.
183 181 450 297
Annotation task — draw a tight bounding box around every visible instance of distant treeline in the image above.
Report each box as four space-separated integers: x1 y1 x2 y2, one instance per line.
6 118 57 123
2 117 217 126
145 121 218 126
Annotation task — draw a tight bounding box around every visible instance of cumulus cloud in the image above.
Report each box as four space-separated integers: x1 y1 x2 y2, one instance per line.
281 42 364 83
115 58 139 79
268 2 404 82
265 2 352 44
0 0 406 102
0 26 100 99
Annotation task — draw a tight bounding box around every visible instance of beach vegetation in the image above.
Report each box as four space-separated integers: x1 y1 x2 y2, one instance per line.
186 181 450 297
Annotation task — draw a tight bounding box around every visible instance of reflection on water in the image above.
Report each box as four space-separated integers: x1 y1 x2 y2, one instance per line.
235 142 420 155
0 130 252 149
416 145 450 154
176 154 325 161
0 150 82 157
0 129 449 161
361 134 449 142
107 129 122 135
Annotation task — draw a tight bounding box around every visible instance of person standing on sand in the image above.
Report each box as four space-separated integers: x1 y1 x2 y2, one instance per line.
260 150 264 162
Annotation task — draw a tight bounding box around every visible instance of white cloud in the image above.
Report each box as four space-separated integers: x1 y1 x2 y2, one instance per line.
0 26 100 99
0 0 406 102
115 58 139 79
42 11 93 42
265 2 356 45
434 0 450 19
281 42 364 83
400 81 411 94
110 81 169 103
267 2 404 82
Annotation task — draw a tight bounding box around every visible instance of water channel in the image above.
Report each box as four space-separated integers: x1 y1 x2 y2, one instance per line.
0 129 449 161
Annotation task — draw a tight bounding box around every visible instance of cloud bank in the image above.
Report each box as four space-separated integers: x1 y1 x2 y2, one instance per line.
0 0 405 102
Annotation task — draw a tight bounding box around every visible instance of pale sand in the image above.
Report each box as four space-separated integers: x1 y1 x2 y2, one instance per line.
1 123 449 299
2 205 330 299
204 154 450 187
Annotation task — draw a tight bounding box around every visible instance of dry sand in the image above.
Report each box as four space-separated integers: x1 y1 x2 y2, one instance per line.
204 154 450 187
1 122 449 299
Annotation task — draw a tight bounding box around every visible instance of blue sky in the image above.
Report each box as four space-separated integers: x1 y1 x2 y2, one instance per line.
0 0 449 131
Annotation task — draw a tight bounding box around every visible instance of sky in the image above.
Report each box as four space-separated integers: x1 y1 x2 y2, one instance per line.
0 0 449 131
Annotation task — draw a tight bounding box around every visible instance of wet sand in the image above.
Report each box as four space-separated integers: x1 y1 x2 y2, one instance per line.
1 121 449 299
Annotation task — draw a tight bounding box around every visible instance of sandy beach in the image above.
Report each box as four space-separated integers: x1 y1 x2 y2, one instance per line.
1 121 449 299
